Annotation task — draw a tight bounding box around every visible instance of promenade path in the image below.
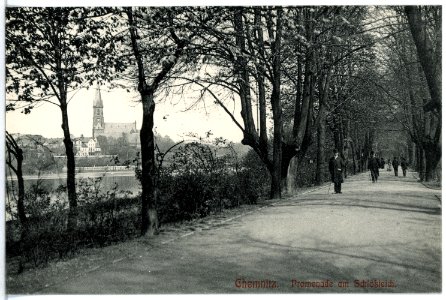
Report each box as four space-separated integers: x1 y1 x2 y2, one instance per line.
18 169 443 294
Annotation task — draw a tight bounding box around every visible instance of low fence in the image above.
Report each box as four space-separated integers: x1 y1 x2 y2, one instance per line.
62 165 137 173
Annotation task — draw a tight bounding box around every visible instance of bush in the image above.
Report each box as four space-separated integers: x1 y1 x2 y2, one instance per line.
239 149 271 201
6 177 140 272
156 142 270 224
155 142 228 223
6 140 272 273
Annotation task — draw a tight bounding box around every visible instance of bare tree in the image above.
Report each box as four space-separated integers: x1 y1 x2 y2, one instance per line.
5 132 27 229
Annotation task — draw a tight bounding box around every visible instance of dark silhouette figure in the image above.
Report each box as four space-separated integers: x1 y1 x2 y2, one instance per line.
387 158 392 171
392 157 399 176
380 157 385 169
400 157 408 177
368 151 380 183
329 149 345 194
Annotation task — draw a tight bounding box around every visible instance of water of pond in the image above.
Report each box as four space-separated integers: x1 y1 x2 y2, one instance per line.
7 171 140 194
5 171 141 220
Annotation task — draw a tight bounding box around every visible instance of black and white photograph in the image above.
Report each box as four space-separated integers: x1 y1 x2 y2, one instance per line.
2 1 442 296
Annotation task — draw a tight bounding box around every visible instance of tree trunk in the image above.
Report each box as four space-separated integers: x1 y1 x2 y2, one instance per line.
410 142 416 167
315 117 326 185
269 8 283 199
60 101 77 231
350 141 357 175
126 8 186 235
420 148 426 181
407 136 414 166
315 70 331 185
401 42 425 178
6 132 27 230
282 56 315 190
415 144 421 172
423 141 441 181
234 8 258 140
237 7 274 186
294 51 313 147
333 129 341 152
254 8 268 153
281 143 297 192
270 110 282 199
126 8 160 236
405 6 442 113
293 9 313 146
139 91 159 236
16 151 26 227
417 145 426 181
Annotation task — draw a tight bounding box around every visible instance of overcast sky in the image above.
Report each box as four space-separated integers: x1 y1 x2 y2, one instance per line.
3 0 420 144
3 1 255 143
6 85 245 142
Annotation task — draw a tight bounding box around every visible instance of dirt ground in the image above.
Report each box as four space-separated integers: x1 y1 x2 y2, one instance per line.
6 169 442 294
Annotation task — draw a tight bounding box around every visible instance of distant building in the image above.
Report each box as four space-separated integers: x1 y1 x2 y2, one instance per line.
9 134 53 159
92 85 140 147
73 136 101 157
13 134 44 149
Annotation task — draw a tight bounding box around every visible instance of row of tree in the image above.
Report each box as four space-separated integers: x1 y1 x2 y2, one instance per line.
377 7 441 180
5 6 441 236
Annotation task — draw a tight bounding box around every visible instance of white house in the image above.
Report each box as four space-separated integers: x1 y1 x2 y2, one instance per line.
74 136 101 156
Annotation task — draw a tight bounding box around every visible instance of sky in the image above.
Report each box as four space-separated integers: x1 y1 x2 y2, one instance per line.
3 1 251 143
3 0 427 143
5 85 246 142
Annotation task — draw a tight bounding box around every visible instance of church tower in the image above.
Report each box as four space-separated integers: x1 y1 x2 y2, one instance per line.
92 84 105 138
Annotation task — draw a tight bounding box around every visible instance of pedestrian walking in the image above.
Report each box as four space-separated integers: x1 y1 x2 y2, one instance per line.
329 149 345 194
380 157 385 169
368 151 380 183
401 157 408 177
392 157 399 176
387 158 392 171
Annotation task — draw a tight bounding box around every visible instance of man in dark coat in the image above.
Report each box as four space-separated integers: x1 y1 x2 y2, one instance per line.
380 157 385 169
368 151 380 183
329 149 345 194
400 157 408 177
392 157 399 176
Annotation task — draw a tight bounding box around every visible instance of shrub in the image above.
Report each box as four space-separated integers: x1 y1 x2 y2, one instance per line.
239 149 271 202
6 177 140 272
6 140 273 273
155 143 270 224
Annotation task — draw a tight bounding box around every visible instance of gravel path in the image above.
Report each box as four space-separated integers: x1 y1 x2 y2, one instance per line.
8 170 441 294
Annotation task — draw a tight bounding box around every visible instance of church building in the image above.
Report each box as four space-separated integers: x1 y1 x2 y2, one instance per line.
92 86 140 147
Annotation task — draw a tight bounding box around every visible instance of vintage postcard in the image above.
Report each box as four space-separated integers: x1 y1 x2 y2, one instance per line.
2 1 442 296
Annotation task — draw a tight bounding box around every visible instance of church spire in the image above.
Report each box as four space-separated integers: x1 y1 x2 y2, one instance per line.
92 83 105 138
93 83 103 108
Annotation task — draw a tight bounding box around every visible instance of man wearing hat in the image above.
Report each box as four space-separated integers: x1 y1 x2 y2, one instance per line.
329 149 345 194
368 151 380 183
